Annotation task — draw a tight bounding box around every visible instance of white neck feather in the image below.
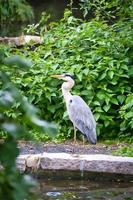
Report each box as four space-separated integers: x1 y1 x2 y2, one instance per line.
61 79 74 103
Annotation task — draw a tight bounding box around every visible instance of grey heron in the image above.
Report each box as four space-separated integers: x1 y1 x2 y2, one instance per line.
52 73 97 144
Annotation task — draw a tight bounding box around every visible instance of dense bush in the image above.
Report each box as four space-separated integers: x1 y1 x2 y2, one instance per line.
79 0 133 20
1 10 133 141
0 0 33 25
0 0 34 36
113 144 133 157
0 52 56 199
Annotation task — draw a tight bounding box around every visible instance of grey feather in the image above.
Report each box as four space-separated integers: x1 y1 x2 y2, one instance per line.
67 95 97 144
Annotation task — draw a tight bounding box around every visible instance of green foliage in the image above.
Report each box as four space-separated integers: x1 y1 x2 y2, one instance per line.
0 0 34 25
25 12 50 36
1 9 132 141
113 145 133 157
119 94 133 140
0 52 57 199
79 0 133 20
0 2 132 199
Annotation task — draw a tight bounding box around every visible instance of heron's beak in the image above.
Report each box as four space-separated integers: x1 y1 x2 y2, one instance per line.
51 75 63 79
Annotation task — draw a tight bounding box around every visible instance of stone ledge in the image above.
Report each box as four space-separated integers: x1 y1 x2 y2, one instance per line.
16 153 133 176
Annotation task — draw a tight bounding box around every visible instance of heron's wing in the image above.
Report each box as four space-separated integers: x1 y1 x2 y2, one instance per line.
67 95 96 144
68 95 96 129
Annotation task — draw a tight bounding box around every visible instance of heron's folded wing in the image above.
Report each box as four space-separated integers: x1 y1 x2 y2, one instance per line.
68 95 96 130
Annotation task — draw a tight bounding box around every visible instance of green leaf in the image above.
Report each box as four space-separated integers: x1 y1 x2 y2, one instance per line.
31 116 57 136
97 92 105 100
117 95 126 104
81 90 90 96
67 16 73 24
83 68 89 75
63 111 69 119
126 94 133 105
0 90 14 109
105 98 110 105
48 105 56 113
94 107 104 113
111 98 119 105
108 71 114 79
4 55 32 69
104 121 110 127
0 139 19 167
103 104 111 112
99 72 106 80
112 81 118 85
77 73 83 81
94 113 100 121
1 122 25 139
125 111 133 119
93 101 100 106
128 67 133 77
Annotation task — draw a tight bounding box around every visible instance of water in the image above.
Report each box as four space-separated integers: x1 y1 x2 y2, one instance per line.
35 178 133 200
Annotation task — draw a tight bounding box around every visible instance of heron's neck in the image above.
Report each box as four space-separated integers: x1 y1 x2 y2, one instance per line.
62 88 72 103
61 80 74 103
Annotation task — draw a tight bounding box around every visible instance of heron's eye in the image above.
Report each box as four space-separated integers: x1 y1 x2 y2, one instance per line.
64 73 74 79
70 99 73 103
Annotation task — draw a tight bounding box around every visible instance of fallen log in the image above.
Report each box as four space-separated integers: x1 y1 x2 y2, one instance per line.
0 35 43 46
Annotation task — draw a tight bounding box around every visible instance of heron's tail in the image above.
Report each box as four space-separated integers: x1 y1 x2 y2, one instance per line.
86 128 97 144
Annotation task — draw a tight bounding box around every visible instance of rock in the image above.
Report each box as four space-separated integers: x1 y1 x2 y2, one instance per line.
17 153 133 176
0 35 43 46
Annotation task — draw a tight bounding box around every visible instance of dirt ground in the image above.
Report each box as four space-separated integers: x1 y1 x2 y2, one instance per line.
18 141 127 155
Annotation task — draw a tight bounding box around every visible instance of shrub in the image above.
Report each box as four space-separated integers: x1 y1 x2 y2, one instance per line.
79 0 133 20
0 0 33 25
1 10 132 141
0 51 56 199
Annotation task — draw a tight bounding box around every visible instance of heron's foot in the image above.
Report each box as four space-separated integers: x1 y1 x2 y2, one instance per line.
73 138 78 145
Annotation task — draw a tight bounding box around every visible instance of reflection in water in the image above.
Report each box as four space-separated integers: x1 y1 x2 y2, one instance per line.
46 192 61 197
35 178 133 200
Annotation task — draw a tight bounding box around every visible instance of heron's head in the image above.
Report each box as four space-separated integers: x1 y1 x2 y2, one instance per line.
51 73 74 81
51 73 75 90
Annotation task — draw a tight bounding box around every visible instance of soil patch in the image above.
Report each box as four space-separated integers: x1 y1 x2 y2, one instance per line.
18 141 126 155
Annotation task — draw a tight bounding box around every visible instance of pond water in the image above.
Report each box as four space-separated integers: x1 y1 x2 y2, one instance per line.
35 180 133 200
35 178 133 200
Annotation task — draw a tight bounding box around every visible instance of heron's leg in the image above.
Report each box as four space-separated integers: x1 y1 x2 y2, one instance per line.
82 135 85 146
73 125 77 144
